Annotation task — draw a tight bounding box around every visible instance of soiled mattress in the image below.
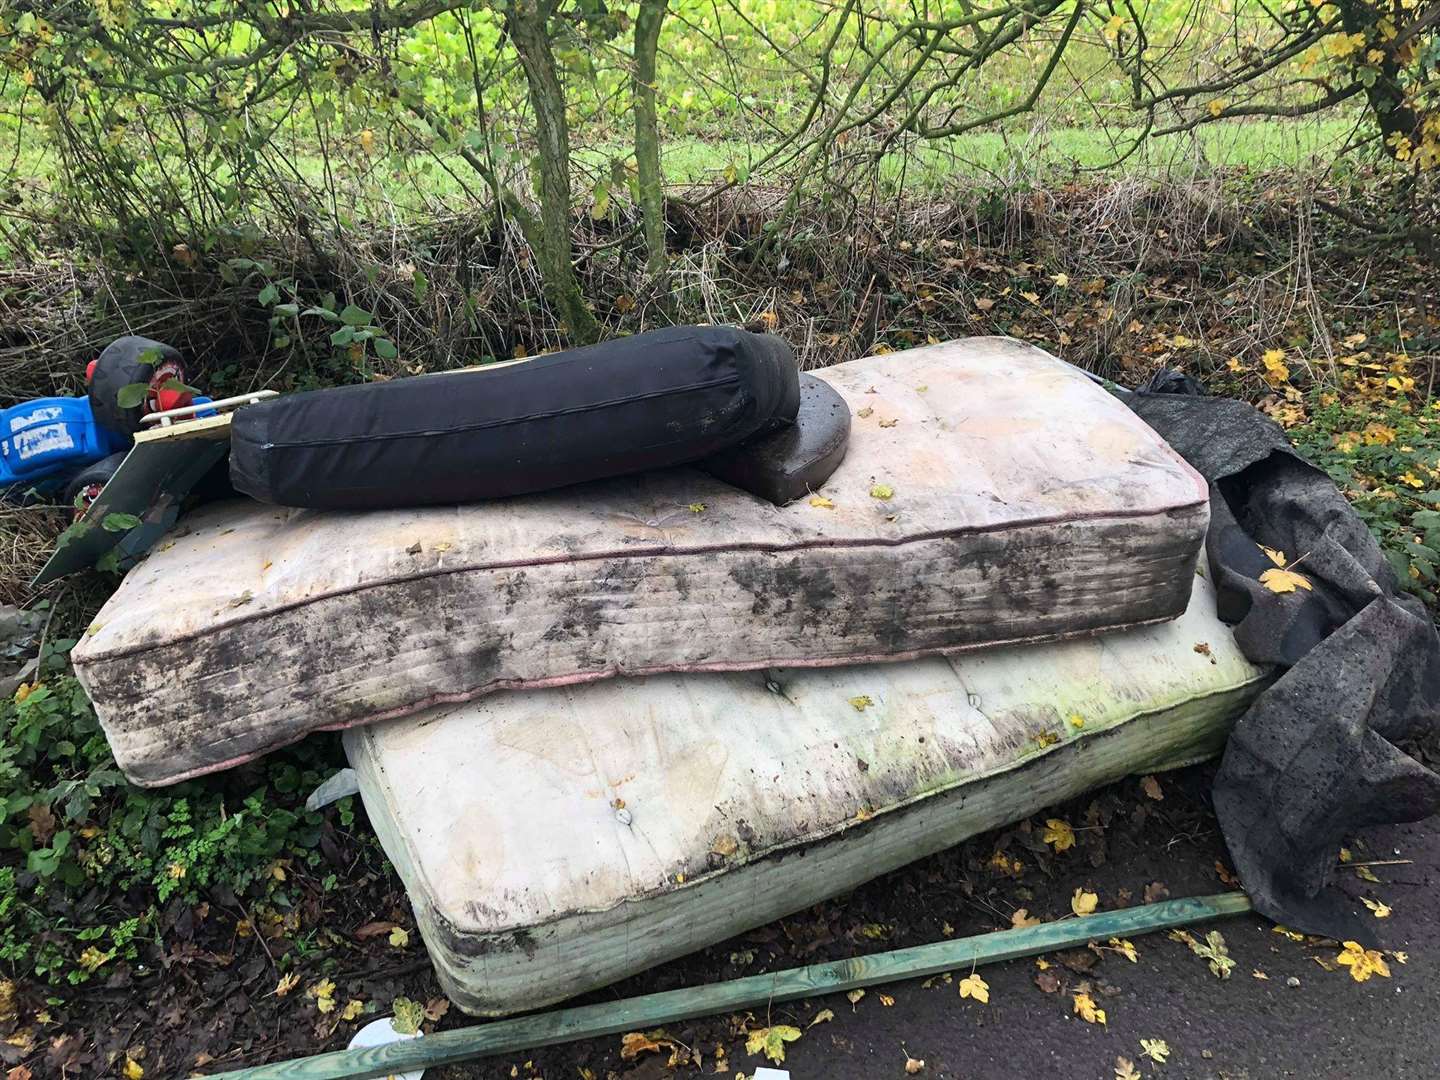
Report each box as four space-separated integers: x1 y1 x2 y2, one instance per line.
73 337 1209 786
346 571 1269 1015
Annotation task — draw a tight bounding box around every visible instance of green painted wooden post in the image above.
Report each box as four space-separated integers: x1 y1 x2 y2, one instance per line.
215 892 1251 1080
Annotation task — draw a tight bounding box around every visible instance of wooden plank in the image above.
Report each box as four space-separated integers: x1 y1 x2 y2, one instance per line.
133 412 234 444
214 892 1251 1080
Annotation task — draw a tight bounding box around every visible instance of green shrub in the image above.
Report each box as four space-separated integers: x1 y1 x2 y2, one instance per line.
0 646 355 986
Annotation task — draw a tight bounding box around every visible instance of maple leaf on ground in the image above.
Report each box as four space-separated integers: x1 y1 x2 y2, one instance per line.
870 483 894 500
1361 897 1392 918
620 1030 675 1060
958 972 990 1003
1071 888 1099 916
809 495 835 509
1115 1057 1142 1080
388 926 409 948
391 996 426 1035
745 1025 802 1064
1139 775 1163 801
1042 818 1076 853
878 993 896 1007
1171 929 1235 979
847 988 866 1009
1336 941 1391 982
808 1009 834 1028
1073 988 1107 1025
1260 567 1313 594
340 1000 365 1022
849 695 874 711
1011 907 1041 929
308 979 337 1014
1261 348 1291 385
1109 938 1138 963
122 1060 143 1080
1140 1038 1170 1063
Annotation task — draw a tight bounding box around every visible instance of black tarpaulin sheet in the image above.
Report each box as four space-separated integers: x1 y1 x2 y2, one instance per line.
231 325 799 510
1129 387 1440 943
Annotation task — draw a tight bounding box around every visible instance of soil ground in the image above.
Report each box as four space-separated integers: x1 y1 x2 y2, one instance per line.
478 763 1439 1080
45 759 1424 1080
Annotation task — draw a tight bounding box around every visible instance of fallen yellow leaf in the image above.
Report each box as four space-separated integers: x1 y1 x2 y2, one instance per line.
848 695 874 711
808 1009 834 1028
1073 989 1106 1025
1336 940 1391 982
869 483 894 500
1042 818 1076 853
389 926 409 948
273 972 301 997
1362 897 1392 919
123 1059 144 1080
1109 938 1138 963
958 972 990 1004
809 495 835 509
340 999 365 1022
745 1025 801 1064
1011 907 1041 929
1071 889 1099 916
906 1057 926 1074
1140 1038 1170 1063
1115 1056 1141 1080
1260 567 1313 594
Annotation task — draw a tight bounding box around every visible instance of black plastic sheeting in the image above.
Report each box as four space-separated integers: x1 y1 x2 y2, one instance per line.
1129 381 1440 944
231 326 799 510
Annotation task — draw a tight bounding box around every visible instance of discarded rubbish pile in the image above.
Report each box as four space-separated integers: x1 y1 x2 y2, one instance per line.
72 336 1208 786
55 330 1439 1016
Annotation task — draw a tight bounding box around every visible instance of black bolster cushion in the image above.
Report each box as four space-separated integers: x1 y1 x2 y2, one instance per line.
229 325 799 510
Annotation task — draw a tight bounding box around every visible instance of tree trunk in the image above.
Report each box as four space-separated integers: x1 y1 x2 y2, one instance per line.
633 0 669 287
505 2 600 344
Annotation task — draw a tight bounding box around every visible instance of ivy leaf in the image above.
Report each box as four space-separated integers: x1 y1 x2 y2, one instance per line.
116 382 150 409
391 995 426 1034
101 513 142 533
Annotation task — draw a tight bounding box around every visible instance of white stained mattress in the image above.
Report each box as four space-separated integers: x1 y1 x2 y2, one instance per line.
345 571 1267 1016
73 337 1209 786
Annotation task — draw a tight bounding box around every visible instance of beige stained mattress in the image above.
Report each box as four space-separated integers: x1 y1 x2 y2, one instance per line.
346 570 1267 1015
74 337 1209 785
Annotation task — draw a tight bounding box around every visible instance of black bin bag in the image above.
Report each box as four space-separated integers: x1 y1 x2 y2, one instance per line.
230 326 799 510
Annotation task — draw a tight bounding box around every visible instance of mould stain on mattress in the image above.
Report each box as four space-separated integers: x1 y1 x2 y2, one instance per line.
495 569 529 611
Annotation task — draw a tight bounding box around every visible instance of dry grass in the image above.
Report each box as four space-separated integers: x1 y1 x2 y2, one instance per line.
1 165 1432 614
